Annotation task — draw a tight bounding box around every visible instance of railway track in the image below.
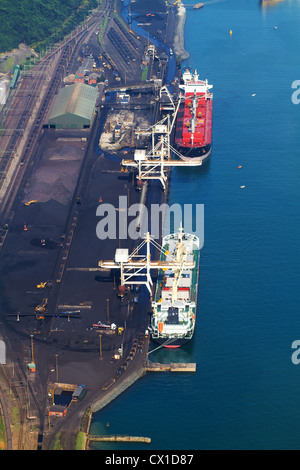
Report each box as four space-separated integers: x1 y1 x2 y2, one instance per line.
0 0 114 450
0 336 47 450
0 362 26 449
0 365 13 449
0 1 111 214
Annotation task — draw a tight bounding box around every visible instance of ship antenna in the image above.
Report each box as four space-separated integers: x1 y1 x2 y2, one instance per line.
178 222 184 240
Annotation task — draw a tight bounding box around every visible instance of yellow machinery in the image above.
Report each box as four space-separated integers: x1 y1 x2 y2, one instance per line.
24 200 38 206
37 282 47 289
35 298 48 313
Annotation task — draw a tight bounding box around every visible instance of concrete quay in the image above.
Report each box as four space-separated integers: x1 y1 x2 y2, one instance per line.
87 434 151 444
146 362 197 373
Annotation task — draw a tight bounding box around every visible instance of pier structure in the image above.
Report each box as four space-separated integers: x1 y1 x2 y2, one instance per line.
87 434 151 444
146 362 196 372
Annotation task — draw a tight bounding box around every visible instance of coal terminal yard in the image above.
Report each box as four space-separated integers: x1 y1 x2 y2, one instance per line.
0 0 187 450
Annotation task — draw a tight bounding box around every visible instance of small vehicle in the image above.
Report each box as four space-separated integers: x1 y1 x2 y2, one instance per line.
37 282 47 289
37 281 53 289
24 200 38 206
35 298 48 313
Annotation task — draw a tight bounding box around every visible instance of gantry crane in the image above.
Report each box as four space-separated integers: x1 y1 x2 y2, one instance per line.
121 85 204 189
68 231 195 296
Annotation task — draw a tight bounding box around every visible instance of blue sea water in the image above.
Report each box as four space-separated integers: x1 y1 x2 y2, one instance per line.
90 0 300 450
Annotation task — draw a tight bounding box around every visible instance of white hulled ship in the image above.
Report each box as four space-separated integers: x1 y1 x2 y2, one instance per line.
150 226 200 348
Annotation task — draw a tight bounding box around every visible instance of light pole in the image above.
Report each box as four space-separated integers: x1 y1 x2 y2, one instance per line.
99 335 103 360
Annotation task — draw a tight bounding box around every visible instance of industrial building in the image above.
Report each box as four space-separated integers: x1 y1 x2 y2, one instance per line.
47 82 98 129
49 405 67 418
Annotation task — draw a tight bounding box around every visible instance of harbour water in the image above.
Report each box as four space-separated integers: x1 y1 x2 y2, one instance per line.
90 0 300 450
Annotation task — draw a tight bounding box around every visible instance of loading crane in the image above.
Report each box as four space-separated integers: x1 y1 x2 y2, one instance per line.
68 231 195 296
121 110 202 191
121 84 204 189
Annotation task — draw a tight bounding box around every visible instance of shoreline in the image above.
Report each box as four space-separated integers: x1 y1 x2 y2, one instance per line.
173 3 190 60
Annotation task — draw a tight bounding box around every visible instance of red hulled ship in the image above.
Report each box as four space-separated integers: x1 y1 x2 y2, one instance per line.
175 68 213 164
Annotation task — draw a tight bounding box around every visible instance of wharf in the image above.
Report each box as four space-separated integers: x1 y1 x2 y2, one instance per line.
87 435 151 444
146 362 196 373
0 0 191 451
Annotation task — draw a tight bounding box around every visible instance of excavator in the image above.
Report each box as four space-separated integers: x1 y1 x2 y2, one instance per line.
35 298 48 313
24 200 38 206
37 282 47 289
36 281 53 289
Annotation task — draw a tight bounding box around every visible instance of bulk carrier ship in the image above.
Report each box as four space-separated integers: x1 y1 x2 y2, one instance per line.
175 68 213 163
150 226 200 348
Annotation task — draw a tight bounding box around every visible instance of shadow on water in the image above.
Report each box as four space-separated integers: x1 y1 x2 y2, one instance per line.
149 336 195 364
172 156 212 179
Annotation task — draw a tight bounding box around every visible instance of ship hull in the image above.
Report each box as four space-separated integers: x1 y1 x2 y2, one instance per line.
151 336 191 348
175 143 211 163
174 68 213 166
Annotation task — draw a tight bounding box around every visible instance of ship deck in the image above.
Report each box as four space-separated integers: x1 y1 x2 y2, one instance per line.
153 238 200 306
175 92 212 149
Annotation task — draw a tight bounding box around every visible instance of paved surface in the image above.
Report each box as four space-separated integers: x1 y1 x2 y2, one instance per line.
0 93 165 450
0 0 176 450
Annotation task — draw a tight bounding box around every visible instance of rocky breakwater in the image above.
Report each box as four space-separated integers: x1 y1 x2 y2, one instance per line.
173 3 190 60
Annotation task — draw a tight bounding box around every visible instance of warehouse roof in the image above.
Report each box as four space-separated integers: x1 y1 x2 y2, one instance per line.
48 82 98 122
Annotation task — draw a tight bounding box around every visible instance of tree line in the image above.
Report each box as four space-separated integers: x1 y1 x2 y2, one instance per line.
0 0 98 53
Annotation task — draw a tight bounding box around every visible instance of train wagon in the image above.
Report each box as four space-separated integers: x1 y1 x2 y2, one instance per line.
10 65 20 89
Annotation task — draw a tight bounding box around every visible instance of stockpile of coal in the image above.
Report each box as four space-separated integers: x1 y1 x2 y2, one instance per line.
131 0 166 14
130 0 168 43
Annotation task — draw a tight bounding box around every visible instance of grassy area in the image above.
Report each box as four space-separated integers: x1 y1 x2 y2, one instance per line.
53 432 64 450
141 67 148 81
97 12 110 46
75 431 86 450
11 407 20 433
0 56 14 74
0 415 7 450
